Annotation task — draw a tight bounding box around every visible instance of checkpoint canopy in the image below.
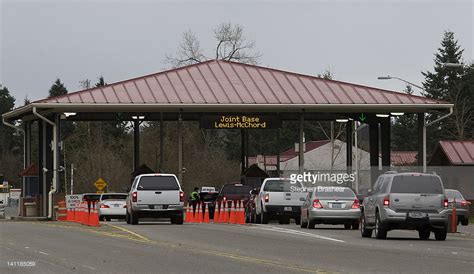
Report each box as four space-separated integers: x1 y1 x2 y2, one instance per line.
2 60 453 217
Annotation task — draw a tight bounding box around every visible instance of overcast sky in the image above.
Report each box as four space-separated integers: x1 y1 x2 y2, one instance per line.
1 0 472 106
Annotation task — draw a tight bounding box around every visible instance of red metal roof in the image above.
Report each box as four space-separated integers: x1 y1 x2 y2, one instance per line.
19 163 39 177
36 60 446 106
391 151 418 166
436 140 474 165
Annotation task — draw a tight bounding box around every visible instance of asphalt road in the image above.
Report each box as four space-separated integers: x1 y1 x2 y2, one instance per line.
1 220 473 273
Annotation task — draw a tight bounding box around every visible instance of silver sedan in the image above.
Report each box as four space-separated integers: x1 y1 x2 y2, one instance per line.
300 186 361 230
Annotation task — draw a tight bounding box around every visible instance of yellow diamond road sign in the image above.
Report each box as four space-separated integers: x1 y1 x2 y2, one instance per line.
94 178 107 191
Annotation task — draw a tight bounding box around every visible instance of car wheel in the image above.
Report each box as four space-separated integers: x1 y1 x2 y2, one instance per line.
126 211 131 224
295 216 301 225
460 217 469 226
360 213 373 238
99 216 104 221
173 215 184 225
374 213 387 239
418 229 430 240
434 227 447 241
261 211 269 224
360 214 373 238
130 210 139 225
344 223 351 230
352 221 359 230
255 212 262 224
300 213 308 228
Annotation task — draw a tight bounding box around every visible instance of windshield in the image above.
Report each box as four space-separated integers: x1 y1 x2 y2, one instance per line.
314 187 355 198
138 176 179 190
390 175 443 194
101 194 127 200
220 184 253 195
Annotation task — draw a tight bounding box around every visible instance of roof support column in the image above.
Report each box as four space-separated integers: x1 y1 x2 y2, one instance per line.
417 113 424 168
23 121 32 197
133 120 140 171
298 113 304 174
245 129 249 170
381 118 391 171
177 113 183 183
241 129 246 174
277 128 281 175
346 121 353 174
369 121 379 187
160 113 164 172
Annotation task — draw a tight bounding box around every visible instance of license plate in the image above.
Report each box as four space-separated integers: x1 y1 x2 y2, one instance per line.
154 205 163 210
409 212 425 218
284 207 292 211
331 203 342 209
113 204 120 208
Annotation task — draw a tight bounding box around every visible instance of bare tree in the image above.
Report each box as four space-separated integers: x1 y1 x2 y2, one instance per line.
164 30 205 68
213 22 261 64
165 22 261 68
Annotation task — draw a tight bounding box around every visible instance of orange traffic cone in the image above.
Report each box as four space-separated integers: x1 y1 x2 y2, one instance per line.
196 202 203 223
222 201 229 223
185 204 194 223
237 200 245 225
213 202 221 223
203 203 210 223
229 200 236 224
89 202 100 227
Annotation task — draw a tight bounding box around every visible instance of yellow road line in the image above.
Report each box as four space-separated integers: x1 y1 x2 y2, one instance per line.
103 223 151 242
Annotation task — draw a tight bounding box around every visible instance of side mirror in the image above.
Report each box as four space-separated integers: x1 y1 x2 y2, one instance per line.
126 186 131 192
299 197 306 202
250 189 258 195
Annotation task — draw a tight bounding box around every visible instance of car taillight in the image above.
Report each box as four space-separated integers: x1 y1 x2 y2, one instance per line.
179 191 184 202
223 196 227 202
351 199 360 209
383 195 390 207
100 204 110 208
132 192 137 203
444 199 449 208
264 193 269 203
313 199 323 209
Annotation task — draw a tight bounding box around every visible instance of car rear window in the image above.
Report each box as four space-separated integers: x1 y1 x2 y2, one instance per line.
221 184 253 195
101 194 127 200
445 190 463 200
314 187 355 198
263 180 299 192
138 176 179 190
83 194 100 201
390 175 443 194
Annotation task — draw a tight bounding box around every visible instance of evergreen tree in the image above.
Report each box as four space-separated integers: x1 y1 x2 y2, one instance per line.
48 78 68 98
391 85 418 151
422 31 471 151
0 86 16 154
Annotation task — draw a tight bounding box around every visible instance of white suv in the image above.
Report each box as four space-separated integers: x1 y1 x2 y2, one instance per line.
126 173 184 225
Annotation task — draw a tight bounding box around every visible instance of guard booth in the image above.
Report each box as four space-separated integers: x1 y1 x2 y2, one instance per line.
241 164 269 189
18 164 41 217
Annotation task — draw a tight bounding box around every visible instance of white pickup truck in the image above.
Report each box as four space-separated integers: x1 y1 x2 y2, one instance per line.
126 173 184 225
255 178 306 224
